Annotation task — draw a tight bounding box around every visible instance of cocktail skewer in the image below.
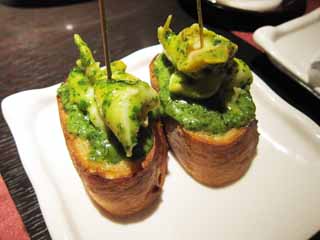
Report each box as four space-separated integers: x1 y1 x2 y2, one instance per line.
197 0 204 48
98 0 112 80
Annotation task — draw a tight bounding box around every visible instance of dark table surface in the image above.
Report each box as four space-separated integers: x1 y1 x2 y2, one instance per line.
0 0 319 239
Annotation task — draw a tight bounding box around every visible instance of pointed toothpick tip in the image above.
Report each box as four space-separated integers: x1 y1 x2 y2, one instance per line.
98 0 112 80
197 0 204 48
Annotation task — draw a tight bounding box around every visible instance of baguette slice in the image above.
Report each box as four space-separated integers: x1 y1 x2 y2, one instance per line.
150 56 259 187
57 97 168 217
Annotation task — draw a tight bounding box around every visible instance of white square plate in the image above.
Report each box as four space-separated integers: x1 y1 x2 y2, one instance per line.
253 8 320 98
2 45 320 240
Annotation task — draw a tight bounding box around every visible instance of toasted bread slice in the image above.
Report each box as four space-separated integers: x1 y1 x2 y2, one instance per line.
150 56 258 187
57 97 168 217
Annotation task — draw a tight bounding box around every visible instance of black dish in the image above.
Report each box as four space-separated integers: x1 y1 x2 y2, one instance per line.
179 0 307 31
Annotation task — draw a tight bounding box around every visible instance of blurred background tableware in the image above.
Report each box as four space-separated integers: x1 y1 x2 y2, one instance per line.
179 0 307 31
214 0 283 12
253 8 320 99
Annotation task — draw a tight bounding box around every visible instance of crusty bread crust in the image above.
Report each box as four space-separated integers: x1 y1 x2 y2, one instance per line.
57 97 168 217
150 56 259 187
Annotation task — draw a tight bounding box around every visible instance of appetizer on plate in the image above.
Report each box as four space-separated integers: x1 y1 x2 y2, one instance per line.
150 16 259 187
57 35 168 217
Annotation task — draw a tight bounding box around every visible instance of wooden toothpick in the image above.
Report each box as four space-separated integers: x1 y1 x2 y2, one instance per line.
196 0 204 48
98 0 112 80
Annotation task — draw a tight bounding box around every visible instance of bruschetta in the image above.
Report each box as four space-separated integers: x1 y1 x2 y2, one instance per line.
150 16 258 187
57 35 168 217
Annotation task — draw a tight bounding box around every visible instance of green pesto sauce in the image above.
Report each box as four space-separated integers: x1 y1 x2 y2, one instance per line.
154 54 256 135
58 83 153 164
